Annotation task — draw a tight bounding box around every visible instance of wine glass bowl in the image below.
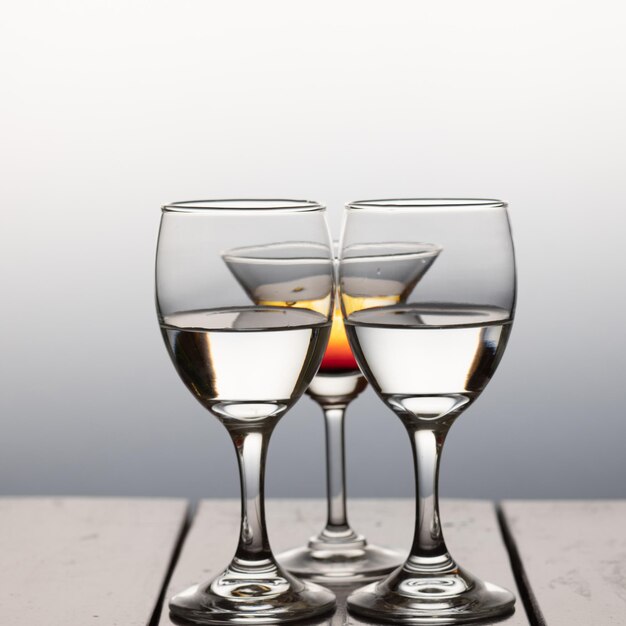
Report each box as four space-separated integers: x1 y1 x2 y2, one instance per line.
340 199 516 624
156 200 337 624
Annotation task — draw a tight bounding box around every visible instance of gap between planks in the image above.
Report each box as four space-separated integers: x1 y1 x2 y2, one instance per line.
149 502 195 626
497 503 546 626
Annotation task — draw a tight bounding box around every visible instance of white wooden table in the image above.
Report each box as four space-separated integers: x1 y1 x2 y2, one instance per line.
1 498 624 625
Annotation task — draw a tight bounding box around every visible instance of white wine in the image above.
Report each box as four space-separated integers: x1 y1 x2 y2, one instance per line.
345 305 512 420
161 307 331 421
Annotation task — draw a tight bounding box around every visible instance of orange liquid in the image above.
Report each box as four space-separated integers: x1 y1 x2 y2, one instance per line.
319 307 359 373
318 294 402 373
256 293 401 375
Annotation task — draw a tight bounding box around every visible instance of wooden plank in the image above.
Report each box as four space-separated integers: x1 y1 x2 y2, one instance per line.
159 499 528 625
0 497 188 626
501 500 626 626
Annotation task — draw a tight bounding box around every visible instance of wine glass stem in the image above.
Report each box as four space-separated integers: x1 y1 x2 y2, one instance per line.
227 422 275 565
322 405 350 532
406 424 452 566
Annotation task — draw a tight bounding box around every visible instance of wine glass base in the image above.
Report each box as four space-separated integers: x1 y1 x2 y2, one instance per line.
347 565 515 624
278 540 403 586
169 564 336 625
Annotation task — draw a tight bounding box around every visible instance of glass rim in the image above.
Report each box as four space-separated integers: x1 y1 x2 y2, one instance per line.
346 198 507 211
162 199 325 213
341 241 443 261
222 241 332 263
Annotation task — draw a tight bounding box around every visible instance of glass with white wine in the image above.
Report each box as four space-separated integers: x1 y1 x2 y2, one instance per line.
156 200 337 624
223 241 440 584
340 199 516 624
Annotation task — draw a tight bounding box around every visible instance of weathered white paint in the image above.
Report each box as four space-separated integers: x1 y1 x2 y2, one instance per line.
0 498 188 626
501 500 626 626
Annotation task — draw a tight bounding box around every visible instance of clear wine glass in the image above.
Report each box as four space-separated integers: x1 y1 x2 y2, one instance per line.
224 242 440 585
340 199 516 623
156 199 337 624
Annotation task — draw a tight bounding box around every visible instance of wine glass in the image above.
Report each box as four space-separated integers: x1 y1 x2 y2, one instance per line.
156 199 337 624
340 199 516 623
223 241 440 585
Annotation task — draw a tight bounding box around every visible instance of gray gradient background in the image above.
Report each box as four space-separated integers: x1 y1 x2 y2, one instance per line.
1 0 625 501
